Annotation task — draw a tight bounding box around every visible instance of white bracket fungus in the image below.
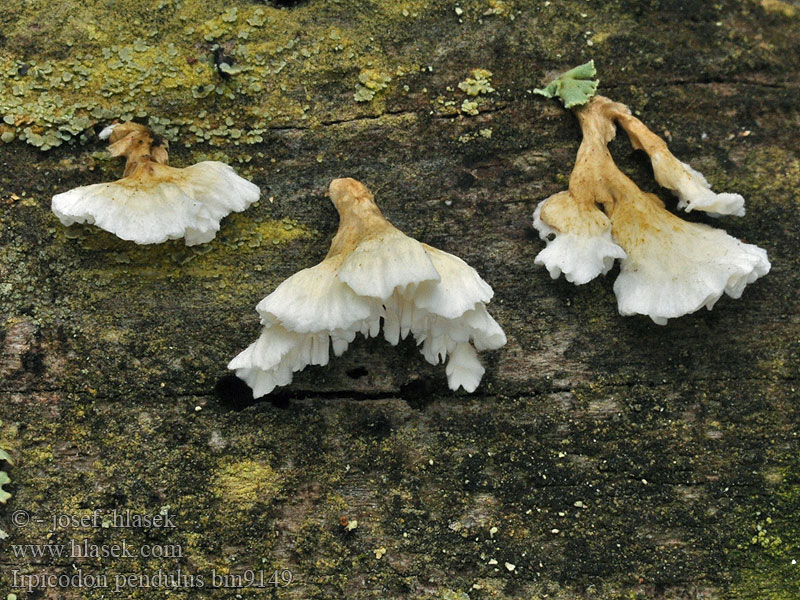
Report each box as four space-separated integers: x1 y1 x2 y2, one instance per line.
616 112 746 217
533 95 770 325
229 178 506 396
52 122 260 245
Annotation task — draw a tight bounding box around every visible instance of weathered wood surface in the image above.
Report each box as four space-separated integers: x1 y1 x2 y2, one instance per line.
1 1 798 598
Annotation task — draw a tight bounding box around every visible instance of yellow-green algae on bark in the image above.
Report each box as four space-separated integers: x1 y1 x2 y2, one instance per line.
0 0 516 151
214 458 281 511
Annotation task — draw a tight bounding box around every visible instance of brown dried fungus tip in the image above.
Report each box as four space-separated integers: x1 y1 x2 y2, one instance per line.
533 96 769 325
101 121 170 177
51 122 259 245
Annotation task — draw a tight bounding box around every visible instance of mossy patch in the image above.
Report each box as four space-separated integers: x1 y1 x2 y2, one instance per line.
214 458 281 510
0 0 500 153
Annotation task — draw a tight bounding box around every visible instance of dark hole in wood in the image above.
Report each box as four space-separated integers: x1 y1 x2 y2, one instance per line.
400 379 434 410
346 366 368 379
215 374 258 411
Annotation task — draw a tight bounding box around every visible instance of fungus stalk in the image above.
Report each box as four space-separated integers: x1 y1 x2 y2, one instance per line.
534 95 770 324
52 122 259 245
229 178 506 396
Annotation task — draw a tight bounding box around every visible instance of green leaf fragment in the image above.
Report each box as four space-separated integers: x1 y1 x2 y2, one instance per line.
534 60 599 109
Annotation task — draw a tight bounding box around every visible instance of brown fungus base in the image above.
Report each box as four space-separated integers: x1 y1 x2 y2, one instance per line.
1 0 800 599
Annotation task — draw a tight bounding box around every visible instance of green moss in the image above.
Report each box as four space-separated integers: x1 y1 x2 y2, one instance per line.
56 215 313 278
725 453 800 599
733 146 800 209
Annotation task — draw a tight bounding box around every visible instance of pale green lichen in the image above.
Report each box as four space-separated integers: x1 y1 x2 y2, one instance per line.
483 0 512 17
0 3 411 150
221 7 238 23
0 2 454 151
458 68 494 96
534 60 599 109
441 590 470 600
217 61 245 76
460 99 479 115
354 69 392 102
247 8 268 27
0 471 10 504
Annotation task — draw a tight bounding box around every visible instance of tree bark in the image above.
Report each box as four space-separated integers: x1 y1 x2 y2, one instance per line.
1 1 798 598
